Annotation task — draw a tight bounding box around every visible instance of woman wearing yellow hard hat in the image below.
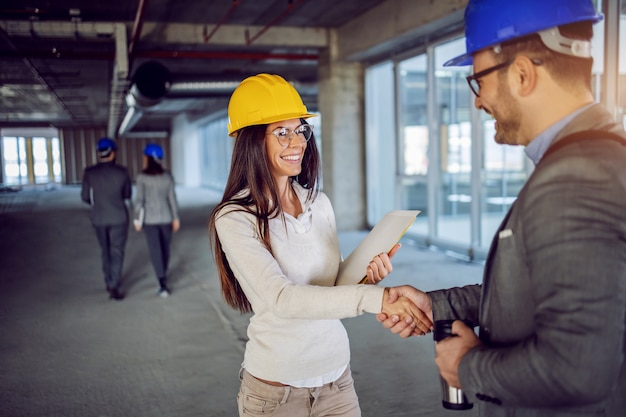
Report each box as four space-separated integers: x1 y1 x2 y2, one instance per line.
209 73 431 416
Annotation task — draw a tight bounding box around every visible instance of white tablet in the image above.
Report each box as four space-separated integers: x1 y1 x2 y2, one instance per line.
336 210 420 285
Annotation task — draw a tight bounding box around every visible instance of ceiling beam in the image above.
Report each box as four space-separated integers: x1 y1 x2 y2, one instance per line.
336 0 467 62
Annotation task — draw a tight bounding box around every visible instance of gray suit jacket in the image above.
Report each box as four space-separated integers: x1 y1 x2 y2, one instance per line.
429 104 626 417
133 171 179 225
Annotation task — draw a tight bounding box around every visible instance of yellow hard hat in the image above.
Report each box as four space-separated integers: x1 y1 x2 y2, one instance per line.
227 73 317 136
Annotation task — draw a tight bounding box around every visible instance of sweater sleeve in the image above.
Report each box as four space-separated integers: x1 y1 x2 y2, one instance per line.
133 175 145 225
167 173 179 221
215 207 385 319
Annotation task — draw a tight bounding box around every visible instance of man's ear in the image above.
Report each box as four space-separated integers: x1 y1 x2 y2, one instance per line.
511 56 538 97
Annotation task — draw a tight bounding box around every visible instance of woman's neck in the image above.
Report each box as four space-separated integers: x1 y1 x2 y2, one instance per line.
276 179 302 218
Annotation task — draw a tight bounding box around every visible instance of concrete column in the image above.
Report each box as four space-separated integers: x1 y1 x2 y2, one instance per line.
318 29 365 231
170 113 202 187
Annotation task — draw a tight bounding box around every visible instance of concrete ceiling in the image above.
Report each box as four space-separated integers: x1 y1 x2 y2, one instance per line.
0 0 388 136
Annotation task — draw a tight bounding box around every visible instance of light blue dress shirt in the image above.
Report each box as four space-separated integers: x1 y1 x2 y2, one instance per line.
524 103 594 165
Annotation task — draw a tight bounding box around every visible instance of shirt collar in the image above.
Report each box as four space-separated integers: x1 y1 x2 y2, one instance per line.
524 103 594 165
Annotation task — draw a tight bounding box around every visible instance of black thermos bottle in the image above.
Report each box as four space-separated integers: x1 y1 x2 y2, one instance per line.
433 319 474 410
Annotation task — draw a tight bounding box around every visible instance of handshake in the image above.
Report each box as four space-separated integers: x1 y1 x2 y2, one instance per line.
364 244 434 337
379 286 434 337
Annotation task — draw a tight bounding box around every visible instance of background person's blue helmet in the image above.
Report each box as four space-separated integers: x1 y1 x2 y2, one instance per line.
96 137 116 157
444 0 603 67
143 143 164 160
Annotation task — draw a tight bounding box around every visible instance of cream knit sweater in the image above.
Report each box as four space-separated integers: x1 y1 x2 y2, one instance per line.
215 183 385 384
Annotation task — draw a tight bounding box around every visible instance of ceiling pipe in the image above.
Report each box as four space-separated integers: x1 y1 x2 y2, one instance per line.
137 50 318 61
118 60 171 137
246 0 304 45
114 0 148 136
117 106 142 139
166 79 317 98
203 0 240 43
118 63 318 137
128 0 148 59
107 23 129 138
0 49 318 61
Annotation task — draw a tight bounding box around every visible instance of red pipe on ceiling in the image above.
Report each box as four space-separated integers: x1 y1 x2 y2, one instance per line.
203 0 240 43
246 0 304 46
128 0 148 59
140 50 317 60
0 49 318 61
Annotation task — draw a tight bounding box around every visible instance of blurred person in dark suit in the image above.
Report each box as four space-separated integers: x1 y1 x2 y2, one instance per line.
81 137 131 301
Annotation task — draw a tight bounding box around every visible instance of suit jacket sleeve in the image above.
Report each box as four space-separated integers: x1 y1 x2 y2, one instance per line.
123 168 132 200
428 284 481 325
80 169 92 205
458 146 626 408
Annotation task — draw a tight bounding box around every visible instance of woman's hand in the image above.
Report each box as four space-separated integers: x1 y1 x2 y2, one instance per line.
365 243 401 284
172 219 180 233
380 286 433 337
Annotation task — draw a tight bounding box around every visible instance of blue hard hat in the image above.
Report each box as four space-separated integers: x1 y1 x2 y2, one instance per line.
143 143 164 159
97 137 117 152
444 0 603 66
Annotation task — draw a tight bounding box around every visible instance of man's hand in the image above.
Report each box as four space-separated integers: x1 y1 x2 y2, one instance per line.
435 320 481 388
365 243 401 284
377 286 433 337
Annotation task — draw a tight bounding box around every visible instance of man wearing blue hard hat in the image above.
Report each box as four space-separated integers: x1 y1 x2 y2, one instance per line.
379 0 626 415
81 137 132 301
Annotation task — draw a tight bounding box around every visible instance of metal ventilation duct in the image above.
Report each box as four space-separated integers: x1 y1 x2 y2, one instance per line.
118 61 171 137
117 61 318 137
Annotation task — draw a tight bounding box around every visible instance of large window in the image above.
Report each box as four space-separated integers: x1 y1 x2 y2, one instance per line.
433 39 473 246
619 0 626 126
366 62 397 224
364 0 617 260
1 137 28 185
398 54 429 235
1 135 61 185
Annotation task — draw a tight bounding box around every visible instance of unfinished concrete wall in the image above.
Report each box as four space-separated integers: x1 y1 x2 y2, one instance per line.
318 30 366 231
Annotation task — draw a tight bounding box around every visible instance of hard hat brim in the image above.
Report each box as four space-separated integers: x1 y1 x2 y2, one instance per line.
228 112 318 137
444 53 473 67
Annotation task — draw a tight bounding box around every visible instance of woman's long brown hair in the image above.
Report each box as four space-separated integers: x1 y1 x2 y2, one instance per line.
208 119 320 313
143 156 165 175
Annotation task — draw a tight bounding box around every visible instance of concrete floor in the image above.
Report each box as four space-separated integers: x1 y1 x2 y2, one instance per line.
0 185 483 417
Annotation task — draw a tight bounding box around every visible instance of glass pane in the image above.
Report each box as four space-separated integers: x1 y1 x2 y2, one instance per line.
397 54 429 235
3 136 18 160
18 139 27 180
435 38 472 245
32 137 49 183
1 137 28 185
51 137 62 182
616 0 626 128
480 117 528 246
590 0 605 102
365 62 397 224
